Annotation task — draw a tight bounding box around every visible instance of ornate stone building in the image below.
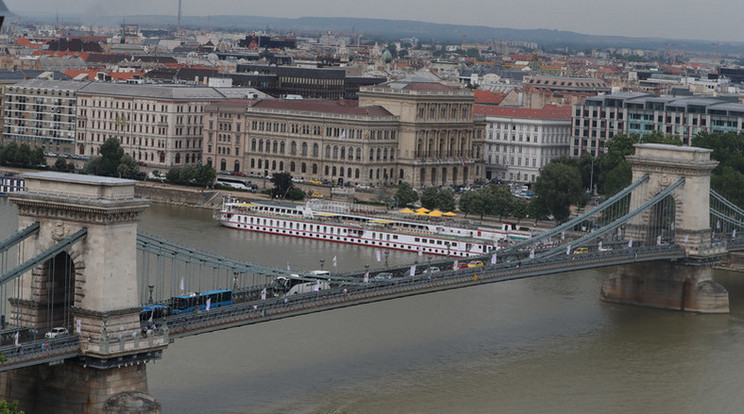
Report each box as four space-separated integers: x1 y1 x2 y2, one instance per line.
202 78 486 187
358 79 485 186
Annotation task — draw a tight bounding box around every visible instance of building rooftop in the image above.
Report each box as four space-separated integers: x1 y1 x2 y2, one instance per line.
474 104 572 119
252 99 394 117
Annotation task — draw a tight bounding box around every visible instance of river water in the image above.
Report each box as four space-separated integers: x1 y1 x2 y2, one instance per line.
2 197 744 413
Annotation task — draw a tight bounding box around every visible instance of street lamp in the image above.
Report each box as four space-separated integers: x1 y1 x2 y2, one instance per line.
384 251 389 267
320 258 325 270
147 284 154 304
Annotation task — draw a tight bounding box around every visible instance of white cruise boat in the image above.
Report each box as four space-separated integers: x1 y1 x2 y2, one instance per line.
216 198 533 258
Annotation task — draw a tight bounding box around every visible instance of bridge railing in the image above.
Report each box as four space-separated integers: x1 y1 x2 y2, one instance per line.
161 244 686 338
0 336 80 368
81 327 169 357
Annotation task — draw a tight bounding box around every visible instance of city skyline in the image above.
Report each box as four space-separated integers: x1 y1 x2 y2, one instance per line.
6 0 744 43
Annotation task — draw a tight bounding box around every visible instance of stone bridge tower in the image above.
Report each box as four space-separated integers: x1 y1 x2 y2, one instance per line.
601 144 729 313
1 172 165 414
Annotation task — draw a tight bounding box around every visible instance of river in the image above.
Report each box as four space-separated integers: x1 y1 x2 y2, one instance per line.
2 197 744 413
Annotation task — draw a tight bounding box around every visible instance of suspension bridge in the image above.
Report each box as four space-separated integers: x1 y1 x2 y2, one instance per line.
0 143 742 413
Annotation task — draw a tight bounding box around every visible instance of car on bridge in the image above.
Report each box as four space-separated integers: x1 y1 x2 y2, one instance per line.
455 261 469 270
45 327 69 339
422 266 441 274
467 260 484 268
573 247 589 254
374 272 394 280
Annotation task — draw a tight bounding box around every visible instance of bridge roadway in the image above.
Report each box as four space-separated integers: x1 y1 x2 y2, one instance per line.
0 242 721 371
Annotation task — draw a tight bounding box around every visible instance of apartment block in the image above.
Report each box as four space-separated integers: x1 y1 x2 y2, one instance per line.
571 92 744 156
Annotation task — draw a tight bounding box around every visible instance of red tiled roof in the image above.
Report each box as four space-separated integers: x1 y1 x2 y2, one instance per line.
474 90 506 105
473 104 572 119
16 37 45 48
253 99 393 116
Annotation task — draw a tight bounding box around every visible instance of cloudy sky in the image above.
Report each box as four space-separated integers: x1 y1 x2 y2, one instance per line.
6 0 742 42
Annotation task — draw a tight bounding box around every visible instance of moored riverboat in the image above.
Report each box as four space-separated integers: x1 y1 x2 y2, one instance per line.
215 198 532 257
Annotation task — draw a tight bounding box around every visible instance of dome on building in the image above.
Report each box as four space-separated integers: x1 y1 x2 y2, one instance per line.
382 49 393 63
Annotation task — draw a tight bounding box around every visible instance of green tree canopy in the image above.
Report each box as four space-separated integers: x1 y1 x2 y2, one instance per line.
394 182 419 208
532 161 584 222
420 187 455 211
270 172 293 198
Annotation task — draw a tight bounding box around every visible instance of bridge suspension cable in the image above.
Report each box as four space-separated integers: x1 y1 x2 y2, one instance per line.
501 174 650 255
537 177 685 260
0 228 87 286
137 232 293 277
0 222 39 256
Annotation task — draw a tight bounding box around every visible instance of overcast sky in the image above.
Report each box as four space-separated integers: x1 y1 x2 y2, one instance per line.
6 0 743 43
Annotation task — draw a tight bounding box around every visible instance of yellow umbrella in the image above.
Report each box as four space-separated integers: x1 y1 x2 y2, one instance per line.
399 208 415 213
415 207 430 213
415 211 429 216
443 211 457 216
428 210 443 217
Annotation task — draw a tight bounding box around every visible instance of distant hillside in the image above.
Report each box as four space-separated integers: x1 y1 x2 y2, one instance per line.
22 12 744 54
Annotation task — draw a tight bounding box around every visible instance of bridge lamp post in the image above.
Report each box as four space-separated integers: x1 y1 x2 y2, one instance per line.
384 251 389 267
147 284 154 304
320 258 325 270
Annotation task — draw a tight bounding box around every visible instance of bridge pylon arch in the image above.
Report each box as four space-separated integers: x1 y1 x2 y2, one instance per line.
1 172 164 414
601 144 729 313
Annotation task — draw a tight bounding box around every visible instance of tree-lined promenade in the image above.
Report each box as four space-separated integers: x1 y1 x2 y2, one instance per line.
0 132 740 226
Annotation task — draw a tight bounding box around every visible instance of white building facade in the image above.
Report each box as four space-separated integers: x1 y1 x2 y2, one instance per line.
475 104 572 183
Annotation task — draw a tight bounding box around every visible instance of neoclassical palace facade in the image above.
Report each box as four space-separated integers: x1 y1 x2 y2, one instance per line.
202 78 486 187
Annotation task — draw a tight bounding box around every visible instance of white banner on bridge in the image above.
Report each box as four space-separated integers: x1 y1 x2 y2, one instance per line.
684 234 689 243
410 265 416 276
529 249 535 259
376 251 381 262
261 288 267 300
598 240 603 250
628 239 633 248
491 254 497 264
179 277 184 292
657 235 662 245
364 272 369 283
205 298 211 311
566 244 571 255
453 260 458 271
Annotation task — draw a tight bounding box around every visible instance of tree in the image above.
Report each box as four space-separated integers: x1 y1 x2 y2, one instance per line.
30 147 46 167
98 138 124 176
53 158 70 171
117 154 138 178
420 187 439 210
457 190 478 218
86 138 125 177
394 183 418 208
419 187 455 211
436 188 456 212
270 172 293 198
532 161 584 222
510 198 530 224
0 401 22 414
487 185 513 219
193 165 216 187
711 166 744 207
